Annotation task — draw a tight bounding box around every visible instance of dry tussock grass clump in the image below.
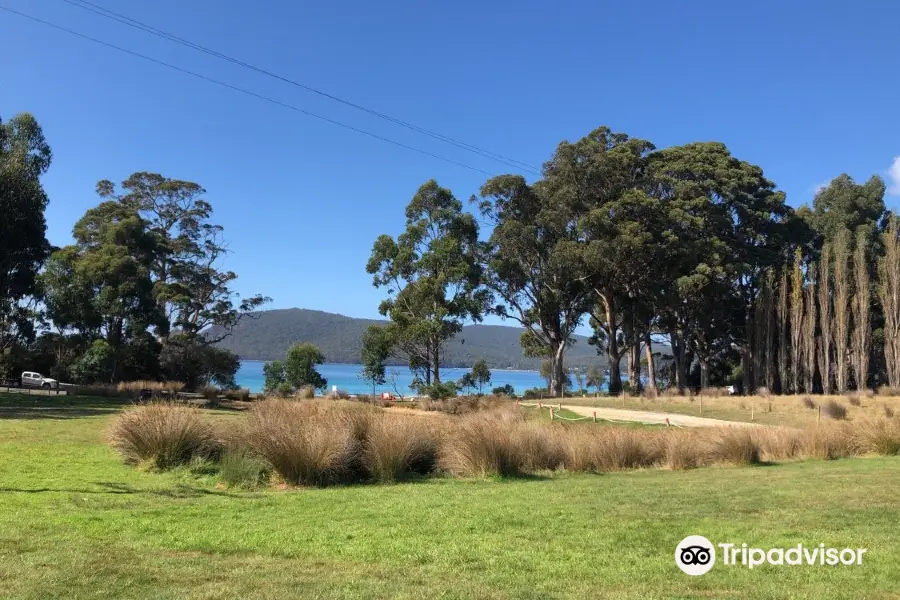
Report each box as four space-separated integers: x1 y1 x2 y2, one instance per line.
663 431 706 470
847 393 862 407
295 385 316 399
756 427 806 461
802 396 816 409
848 418 900 456
420 395 507 415
109 402 219 469
362 415 442 482
560 427 665 472
243 399 358 486
877 386 900 397
117 380 186 393
441 415 527 477
801 423 853 460
823 400 848 420
706 427 761 466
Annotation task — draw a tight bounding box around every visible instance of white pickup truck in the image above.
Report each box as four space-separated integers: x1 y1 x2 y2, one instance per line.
20 371 58 389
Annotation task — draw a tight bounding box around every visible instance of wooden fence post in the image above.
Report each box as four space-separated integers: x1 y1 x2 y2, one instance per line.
699 394 703 415
592 411 596 423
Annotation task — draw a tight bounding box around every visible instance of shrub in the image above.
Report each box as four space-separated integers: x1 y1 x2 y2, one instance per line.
707 428 761 466
823 400 848 420
756 387 770 399
275 382 294 398
109 403 219 469
296 385 316 399
492 384 516 397
885 405 895 418
243 399 357 486
877 386 900 397
848 394 862 407
421 381 459 400
802 396 816 409
219 449 270 489
363 416 441 482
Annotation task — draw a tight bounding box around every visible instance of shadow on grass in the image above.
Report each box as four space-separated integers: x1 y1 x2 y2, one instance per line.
0 407 123 420
0 481 257 499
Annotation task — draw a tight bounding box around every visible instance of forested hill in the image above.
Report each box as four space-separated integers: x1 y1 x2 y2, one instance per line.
210 308 608 369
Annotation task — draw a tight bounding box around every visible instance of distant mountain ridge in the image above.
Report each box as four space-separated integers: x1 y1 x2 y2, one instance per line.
210 308 612 370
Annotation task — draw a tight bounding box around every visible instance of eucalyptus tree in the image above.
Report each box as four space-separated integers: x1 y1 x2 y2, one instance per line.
475 174 589 397
95 172 268 343
0 113 52 373
368 180 488 388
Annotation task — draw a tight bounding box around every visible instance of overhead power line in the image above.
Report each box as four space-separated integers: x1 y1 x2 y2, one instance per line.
0 5 501 177
59 0 542 175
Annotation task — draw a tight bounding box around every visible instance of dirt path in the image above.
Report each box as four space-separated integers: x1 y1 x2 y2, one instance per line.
525 403 759 428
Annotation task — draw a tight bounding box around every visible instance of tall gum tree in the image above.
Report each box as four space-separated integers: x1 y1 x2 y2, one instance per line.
368 180 488 388
476 175 589 397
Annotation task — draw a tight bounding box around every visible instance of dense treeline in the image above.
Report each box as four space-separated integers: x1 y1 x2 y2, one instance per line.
0 113 267 389
366 126 898 397
5 113 898 397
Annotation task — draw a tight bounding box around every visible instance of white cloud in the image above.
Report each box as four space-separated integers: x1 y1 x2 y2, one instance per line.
888 156 900 196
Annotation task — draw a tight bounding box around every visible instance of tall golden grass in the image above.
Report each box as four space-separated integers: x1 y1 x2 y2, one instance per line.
116 380 185 393
110 400 900 487
109 402 219 469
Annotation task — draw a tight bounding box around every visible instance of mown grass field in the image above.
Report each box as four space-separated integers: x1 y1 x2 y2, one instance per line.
1 394 899 599
560 392 900 427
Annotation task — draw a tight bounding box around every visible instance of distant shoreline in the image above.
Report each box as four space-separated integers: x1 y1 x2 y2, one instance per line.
238 359 540 373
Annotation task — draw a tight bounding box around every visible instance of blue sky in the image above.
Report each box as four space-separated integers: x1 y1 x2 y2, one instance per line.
3 0 900 331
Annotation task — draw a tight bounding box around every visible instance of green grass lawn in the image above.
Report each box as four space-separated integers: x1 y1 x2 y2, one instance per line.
1 395 899 599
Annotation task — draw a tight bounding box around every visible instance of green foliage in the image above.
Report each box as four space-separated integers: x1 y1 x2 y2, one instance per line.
70 339 115 384
586 364 606 393
420 380 459 400
263 360 286 393
159 335 239 390
284 343 327 391
360 325 392 394
0 114 51 366
470 358 491 394
367 180 489 386
219 449 270 489
492 384 516 397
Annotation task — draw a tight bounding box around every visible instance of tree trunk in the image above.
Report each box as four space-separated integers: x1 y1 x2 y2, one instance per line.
818 250 833 395
602 300 624 394
671 330 687 393
551 341 566 397
629 337 641 392
699 356 710 390
852 232 871 391
644 332 657 393
742 306 754 394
